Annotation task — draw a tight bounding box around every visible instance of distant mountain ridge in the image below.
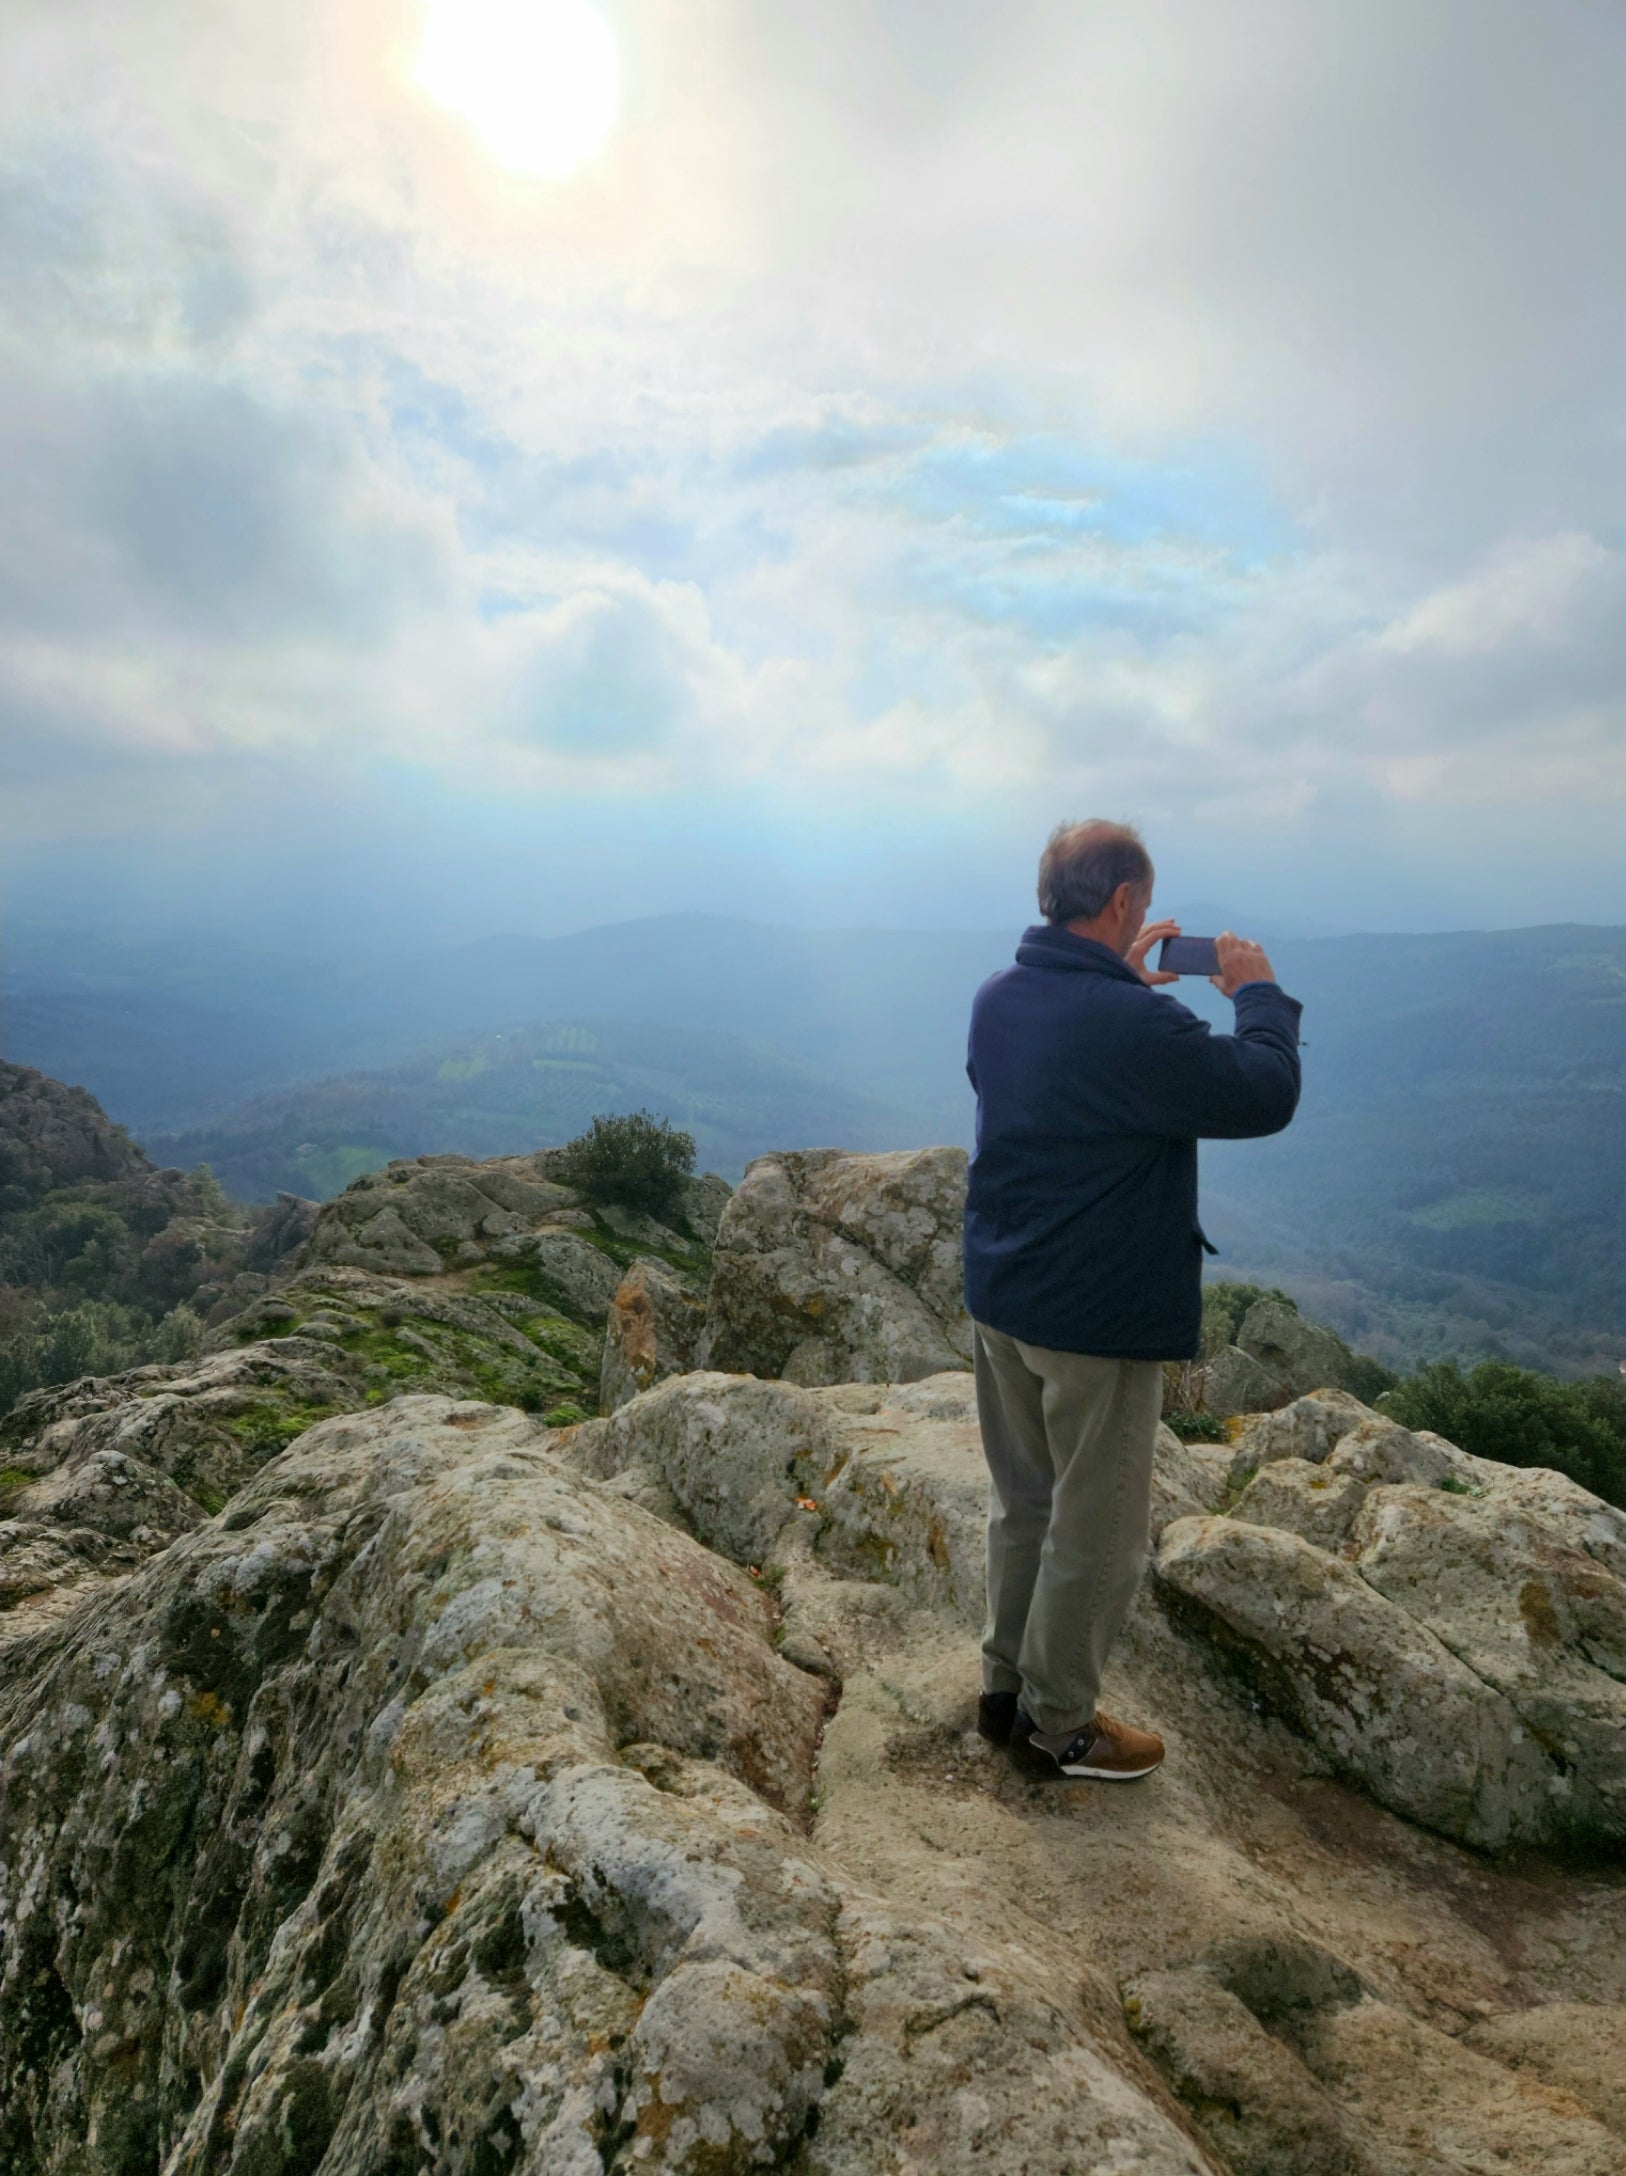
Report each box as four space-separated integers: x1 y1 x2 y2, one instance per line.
145 1017 920 1203
6 912 1624 1377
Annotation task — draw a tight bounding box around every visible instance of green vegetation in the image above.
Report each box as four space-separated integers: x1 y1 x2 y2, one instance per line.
1164 1410 1229 1443
227 1401 345 1455
556 1110 696 1227
0 1295 206 1416
1381 1359 1626 1509
0 1078 252 1417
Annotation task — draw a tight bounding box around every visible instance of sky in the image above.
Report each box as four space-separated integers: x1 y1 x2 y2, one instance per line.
4 0 1626 951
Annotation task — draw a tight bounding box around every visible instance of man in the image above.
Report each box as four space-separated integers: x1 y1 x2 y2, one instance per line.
964 820 1302 1782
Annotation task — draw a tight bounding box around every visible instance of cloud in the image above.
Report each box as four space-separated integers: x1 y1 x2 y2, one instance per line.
1 0 1624 937
1377 534 1620 660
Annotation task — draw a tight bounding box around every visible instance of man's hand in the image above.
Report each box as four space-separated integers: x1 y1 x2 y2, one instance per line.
1211 931 1277 998
1128 919 1184 987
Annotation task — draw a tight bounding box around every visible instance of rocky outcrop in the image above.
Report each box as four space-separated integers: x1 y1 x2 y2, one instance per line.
600 1259 708 1414
0 1398 1214 2176
1155 1392 1626 1848
697 1146 972 1387
0 1261 612 1645
0 1061 154 1202
6 1135 1626 2173
0 1139 731 1646
1196 1299 1367 1418
298 1151 723 1292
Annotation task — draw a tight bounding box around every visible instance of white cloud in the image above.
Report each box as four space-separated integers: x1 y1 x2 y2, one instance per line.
2 0 1624 931
1377 534 1619 659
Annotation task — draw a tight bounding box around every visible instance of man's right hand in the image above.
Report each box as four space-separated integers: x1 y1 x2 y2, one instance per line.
1211 931 1277 998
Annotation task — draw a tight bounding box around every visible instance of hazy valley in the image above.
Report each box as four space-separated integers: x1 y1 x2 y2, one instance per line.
6 912 1623 1378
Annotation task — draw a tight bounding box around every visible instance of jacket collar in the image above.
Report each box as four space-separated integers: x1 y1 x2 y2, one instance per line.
1014 922 1143 983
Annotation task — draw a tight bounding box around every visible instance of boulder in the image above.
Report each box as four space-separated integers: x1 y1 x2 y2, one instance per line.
1197 1343 1293 1419
1196 1302 1361 1419
0 1397 1211 2176
1236 1299 1357 1400
1153 1397 1626 1849
698 1146 973 1386
524 1227 627 1324
600 1258 708 1413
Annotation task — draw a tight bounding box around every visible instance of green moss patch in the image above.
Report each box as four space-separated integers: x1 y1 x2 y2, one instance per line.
227 1402 347 1456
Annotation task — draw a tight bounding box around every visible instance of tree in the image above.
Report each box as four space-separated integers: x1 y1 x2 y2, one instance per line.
1382 1359 1626 1509
557 1111 696 1227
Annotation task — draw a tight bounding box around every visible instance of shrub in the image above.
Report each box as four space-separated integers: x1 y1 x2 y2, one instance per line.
1165 1409 1229 1443
557 1111 696 1227
1343 1352 1400 1405
1381 1359 1626 1509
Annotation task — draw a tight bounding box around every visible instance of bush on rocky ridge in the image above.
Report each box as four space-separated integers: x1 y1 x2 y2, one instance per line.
1381 1356 1626 1508
557 1108 697 1225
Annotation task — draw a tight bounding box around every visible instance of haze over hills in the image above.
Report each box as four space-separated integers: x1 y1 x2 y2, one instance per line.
144 1019 921 1204
4 912 1624 1377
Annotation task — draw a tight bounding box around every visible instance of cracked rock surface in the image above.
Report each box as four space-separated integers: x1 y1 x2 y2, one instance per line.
4 1142 1626 2173
1155 1393 1626 1848
0 1397 1211 2176
697 1148 973 1387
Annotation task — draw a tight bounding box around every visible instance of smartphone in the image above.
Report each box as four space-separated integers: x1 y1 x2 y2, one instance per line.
1157 935 1221 977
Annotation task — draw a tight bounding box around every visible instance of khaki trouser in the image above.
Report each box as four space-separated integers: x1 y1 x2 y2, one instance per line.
973 1321 1164 1738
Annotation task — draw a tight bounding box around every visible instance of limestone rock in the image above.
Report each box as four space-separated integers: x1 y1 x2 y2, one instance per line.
525 1227 627 1324
1229 1389 1392 1479
241 1188 322 1271
1126 1947 1377 2176
569 1369 1219 1640
1129 1942 1626 2176
682 1170 733 1244
600 1258 708 1413
1195 1342 1292 1420
0 1340 363 1644
1237 1298 1358 1400
0 1397 1208 2176
1195 1305 1365 1421
1154 1396 1626 1849
299 1151 582 1274
1462 2004 1626 2135
698 1146 972 1387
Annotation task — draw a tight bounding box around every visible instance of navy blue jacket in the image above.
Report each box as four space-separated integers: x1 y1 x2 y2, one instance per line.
964 924 1303 1361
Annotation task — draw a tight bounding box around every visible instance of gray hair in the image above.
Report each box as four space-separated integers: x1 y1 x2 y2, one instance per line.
1037 820 1153 923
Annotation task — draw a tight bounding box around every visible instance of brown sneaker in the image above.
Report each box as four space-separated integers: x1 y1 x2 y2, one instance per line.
1018 1710 1165 1783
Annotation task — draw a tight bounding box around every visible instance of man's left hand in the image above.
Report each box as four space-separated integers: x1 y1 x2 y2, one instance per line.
1128 919 1183 987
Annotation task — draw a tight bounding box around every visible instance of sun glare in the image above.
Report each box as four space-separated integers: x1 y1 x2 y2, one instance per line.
414 0 619 179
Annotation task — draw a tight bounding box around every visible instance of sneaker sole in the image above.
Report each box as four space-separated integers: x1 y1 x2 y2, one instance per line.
1056 1758 1163 1781
1009 1742 1164 1783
